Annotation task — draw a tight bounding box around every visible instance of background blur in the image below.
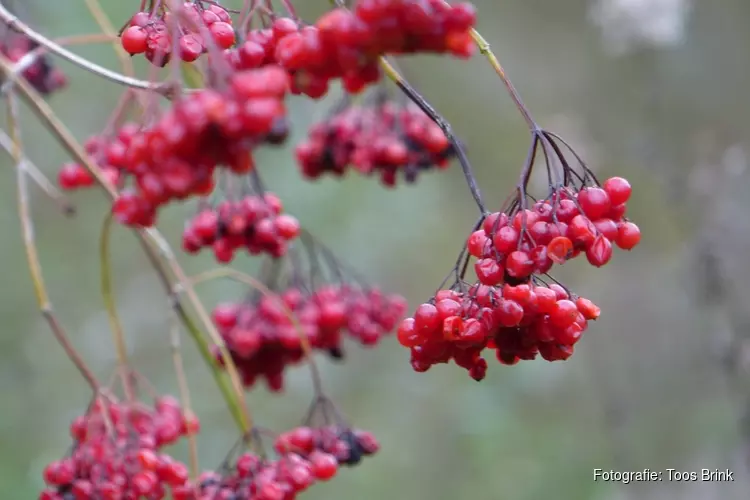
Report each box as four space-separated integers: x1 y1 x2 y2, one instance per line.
1 0 750 498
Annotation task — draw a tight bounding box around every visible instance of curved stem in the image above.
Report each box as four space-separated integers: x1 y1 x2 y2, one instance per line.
168 311 199 477
0 128 75 215
469 29 537 131
378 57 487 215
100 213 135 401
0 3 169 94
4 92 99 391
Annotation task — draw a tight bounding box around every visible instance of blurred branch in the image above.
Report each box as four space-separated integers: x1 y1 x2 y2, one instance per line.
0 128 75 215
168 311 199 478
4 91 99 392
0 52 252 435
99 213 135 401
0 3 169 95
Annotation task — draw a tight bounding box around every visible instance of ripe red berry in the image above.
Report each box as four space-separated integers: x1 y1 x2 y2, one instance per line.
603 176 632 206
586 234 613 267
121 26 148 54
577 187 611 220
615 221 641 250
210 22 236 49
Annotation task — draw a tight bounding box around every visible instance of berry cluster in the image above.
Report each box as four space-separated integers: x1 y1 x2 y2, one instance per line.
295 100 455 186
39 395 196 500
224 0 476 98
467 177 641 285
274 425 380 466
121 3 235 66
212 284 407 391
0 32 67 95
399 177 640 378
56 124 140 191
177 426 377 500
182 193 301 261
400 282 600 379
110 66 289 227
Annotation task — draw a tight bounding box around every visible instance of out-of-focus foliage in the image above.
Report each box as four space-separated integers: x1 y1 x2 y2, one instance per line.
1 0 750 499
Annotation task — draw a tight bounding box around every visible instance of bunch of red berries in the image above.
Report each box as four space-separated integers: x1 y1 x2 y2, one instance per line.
39 395 197 500
295 101 454 186
224 0 476 98
399 177 641 378
121 2 235 66
274 425 380 467
171 425 379 499
468 177 640 285
57 123 141 191
0 32 66 95
400 282 601 379
110 65 289 227
182 192 301 261
212 284 406 391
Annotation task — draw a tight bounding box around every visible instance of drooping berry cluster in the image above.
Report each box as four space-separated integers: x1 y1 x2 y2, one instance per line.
110 66 289 227
468 177 641 285
121 2 235 66
56 124 141 191
212 284 407 391
39 395 197 500
295 100 455 186
400 282 601 379
274 425 380 467
175 426 378 500
399 177 640 378
223 0 475 98
0 32 67 95
182 192 301 261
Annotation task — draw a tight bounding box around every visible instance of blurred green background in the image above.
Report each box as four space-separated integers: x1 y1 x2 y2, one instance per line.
2 0 750 498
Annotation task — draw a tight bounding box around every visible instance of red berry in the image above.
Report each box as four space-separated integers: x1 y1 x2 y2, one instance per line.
577 187 611 220
210 22 236 49
615 221 641 250
121 26 148 54
603 177 632 206
586 234 613 267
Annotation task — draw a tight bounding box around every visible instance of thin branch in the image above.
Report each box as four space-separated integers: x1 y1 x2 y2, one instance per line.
168 310 199 478
469 29 537 130
0 129 75 215
0 3 170 95
4 91 98 391
99 213 135 401
377 57 487 215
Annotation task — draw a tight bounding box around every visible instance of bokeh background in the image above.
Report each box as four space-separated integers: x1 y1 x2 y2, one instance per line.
2 0 750 498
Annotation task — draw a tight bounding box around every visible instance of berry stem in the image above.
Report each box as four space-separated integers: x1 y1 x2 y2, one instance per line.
469 29 538 131
0 129 75 215
0 53 253 435
100 213 137 402
4 92 99 392
140 236 250 437
0 3 169 95
187 268 327 399
168 311 200 478
378 57 488 215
